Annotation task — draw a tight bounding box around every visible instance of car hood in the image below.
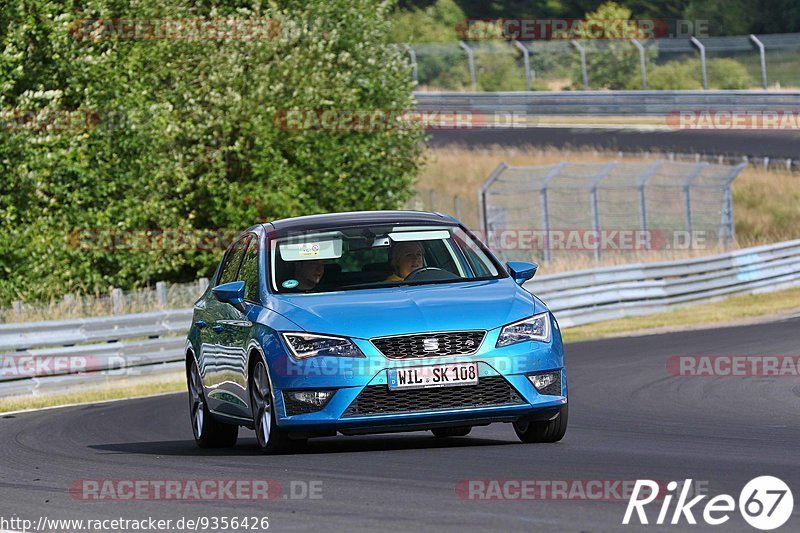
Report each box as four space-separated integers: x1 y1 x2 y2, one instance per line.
267 278 540 339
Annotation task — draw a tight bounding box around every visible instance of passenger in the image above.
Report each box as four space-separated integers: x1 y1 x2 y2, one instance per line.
293 259 325 290
385 241 424 282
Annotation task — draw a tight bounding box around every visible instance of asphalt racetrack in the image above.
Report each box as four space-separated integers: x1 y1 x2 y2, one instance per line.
430 127 800 159
2 316 799 532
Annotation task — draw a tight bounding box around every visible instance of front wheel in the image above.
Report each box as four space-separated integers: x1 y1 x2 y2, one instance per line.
188 359 238 448
513 405 568 443
250 360 295 454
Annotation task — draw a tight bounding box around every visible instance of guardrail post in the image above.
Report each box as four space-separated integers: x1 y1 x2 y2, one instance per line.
111 288 124 315
718 162 748 246
513 40 532 91
636 161 663 248
570 40 589 90
540 162 567 263
631 39 647 90
458 41 477 91
589 162 617 262
479 162 508 235
690 37 708 90
156 281 168 309
683 163 708 236
406 45 418 83
749 35 768 89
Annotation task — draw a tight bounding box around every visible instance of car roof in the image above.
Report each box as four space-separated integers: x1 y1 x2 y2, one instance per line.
262 210 457 234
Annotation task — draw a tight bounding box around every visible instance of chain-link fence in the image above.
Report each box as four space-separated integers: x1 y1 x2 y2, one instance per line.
404 33 800 91
478 160 746 264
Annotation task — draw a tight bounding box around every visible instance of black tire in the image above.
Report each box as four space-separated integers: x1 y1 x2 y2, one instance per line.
513 405 568 443
431 426 472 438
250 360 296 454
188 359 238 448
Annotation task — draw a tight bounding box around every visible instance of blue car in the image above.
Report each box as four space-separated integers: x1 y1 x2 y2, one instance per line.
185 210 567 453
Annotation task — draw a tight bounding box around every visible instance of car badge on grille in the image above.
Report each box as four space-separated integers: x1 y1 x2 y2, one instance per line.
422 338 440 352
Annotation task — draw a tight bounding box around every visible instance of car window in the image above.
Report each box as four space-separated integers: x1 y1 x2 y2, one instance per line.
238 235 260 302
218 236 251 285
271 224 504 294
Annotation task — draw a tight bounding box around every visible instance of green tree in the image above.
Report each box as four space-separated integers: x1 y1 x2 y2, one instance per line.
0 0 425 304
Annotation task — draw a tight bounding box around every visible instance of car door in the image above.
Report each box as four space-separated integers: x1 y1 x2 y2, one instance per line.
209 233 261 419
202 235 250 414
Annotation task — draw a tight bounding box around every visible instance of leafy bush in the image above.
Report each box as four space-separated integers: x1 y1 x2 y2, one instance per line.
638 58 753 90
0 0 425 305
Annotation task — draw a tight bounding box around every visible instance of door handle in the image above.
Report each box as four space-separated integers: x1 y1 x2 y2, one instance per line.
212 325 225 333
194 320 208 329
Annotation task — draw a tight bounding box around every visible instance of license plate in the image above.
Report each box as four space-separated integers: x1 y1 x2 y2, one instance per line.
387 362 478 391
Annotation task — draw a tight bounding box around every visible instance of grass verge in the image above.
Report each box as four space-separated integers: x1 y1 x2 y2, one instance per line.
0 372 185 414
562 286 800 343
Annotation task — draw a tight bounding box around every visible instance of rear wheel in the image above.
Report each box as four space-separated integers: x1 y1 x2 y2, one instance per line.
431 426 472 438
250 360 295 454
188 360 238 448
514 405 568 443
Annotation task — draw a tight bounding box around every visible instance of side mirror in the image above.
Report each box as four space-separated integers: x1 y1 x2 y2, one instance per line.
506 261 538 286
212 281 246 312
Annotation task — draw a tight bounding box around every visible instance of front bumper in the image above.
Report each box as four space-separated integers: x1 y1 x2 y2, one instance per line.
266 325 567 434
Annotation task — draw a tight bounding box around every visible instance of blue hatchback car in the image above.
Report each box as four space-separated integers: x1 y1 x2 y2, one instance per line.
185 211 567 453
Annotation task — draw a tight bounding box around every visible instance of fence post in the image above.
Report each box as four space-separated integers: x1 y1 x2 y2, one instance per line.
63 294 75 317
540 162 567 263
718 162 748 246
156 281 168 309
589 162 618 263
458 41 477 91
683 163 708 235
636 161 663 247
12 300 22 315
111 288 124 315
513 40 532 91
631 39 647 90
198 277 210 294
479 163 509 235
570 40 589 90
748 35 768 89
454 195 462 220
429 190 436 210
406 45 418 83
690 37 708 90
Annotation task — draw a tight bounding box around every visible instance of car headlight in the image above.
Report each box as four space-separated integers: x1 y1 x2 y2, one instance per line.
496 312 550 347
281 332 365 359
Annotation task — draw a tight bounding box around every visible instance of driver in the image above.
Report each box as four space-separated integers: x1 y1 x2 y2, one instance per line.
294 259 325 290
385 241 424 282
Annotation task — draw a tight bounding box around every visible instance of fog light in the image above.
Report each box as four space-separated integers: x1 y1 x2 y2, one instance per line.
528 371 561 396
283 390 335 415
287 390 334 406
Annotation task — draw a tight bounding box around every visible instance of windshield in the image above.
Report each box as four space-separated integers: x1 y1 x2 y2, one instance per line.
270 224 504 294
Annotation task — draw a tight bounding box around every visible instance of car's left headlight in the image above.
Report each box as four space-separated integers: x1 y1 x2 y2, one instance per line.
496 312 551 347
281 332 365 359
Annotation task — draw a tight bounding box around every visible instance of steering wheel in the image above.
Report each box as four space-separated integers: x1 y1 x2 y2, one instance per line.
403 266 459 282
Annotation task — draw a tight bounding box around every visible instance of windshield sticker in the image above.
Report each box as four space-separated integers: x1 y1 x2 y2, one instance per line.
282 279 299 289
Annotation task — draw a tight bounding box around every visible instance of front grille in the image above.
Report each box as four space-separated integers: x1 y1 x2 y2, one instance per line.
371 331 486 359
343 376 524 417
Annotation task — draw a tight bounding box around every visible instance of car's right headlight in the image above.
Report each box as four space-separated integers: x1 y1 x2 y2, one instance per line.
496 312 551 347
281 332 365 359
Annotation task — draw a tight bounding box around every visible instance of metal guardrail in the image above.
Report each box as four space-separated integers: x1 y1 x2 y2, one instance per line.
2 239 800 397
528 239 800 327
414 90 800 116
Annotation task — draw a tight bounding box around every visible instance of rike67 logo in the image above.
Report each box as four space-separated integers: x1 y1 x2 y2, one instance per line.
623 476 793 530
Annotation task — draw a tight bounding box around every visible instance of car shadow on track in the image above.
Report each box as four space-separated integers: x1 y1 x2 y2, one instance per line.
89 433 517 456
